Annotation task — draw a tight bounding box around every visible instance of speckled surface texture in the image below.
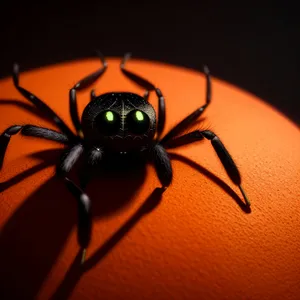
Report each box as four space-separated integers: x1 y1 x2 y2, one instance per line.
0 58 299 300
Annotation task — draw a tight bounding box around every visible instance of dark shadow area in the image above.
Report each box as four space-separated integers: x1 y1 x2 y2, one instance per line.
0 99 53 122
0 176 74 300
169 152 251 213
50 187 165 300
0 161 50 192
0 147 250 299
79 153 149 217
0 149 147 299
0 148 62 192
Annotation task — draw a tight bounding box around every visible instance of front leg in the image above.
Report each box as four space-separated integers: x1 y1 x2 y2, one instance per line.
61 145 104 264
64 177 91 264
159 65 211 145
68 51 108 137
0 124 69 169
12 64 76 140
121 53 166 140
57 144 84 174
57 143 91 264
162 129 250 206
150 144 173 188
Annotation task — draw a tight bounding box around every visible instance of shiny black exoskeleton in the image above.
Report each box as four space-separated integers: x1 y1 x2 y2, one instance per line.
0 52 250 264
81 92 156 153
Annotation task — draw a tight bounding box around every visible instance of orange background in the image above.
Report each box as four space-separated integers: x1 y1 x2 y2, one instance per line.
0 58 299 299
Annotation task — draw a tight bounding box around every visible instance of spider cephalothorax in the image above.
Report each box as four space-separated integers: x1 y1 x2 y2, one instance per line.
81 92 156 152
0 52 250 264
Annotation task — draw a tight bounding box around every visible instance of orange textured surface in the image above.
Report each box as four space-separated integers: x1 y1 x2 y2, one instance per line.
0 58 300 300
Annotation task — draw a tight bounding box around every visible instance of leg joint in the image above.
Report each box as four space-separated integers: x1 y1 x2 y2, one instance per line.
201 130 215 140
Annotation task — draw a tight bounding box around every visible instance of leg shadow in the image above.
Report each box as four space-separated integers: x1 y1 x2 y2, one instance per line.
0 176 76 300
0 99 53 122
0 149 149 299
50 187 165 300
0 147 249 299
0 148 63 192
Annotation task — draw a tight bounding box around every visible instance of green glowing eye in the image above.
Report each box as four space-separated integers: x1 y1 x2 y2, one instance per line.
105 111 114 122
127 110 150 134
95 110 120 135
135 111 144 121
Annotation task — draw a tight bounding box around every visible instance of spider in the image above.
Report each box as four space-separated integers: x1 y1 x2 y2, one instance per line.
0 52 250 264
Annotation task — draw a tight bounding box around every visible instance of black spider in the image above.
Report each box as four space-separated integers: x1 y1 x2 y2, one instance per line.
0 52 250 264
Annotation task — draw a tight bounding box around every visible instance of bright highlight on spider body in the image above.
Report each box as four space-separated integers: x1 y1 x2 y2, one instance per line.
105 111 114 122
0 52 250 265
135 111 144 121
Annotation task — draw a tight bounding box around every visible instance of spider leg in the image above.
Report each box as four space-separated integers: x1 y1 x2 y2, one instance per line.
64 177 91 265
0 124 69 169
163 129 250 206
120 53 156 90
143 90 150 101
69 89 83 138
87 146 104 166
60 146 104 263
150 144 173 187
69 51 107 137
90 89 96 102
57 143 104 176
71 51 107 91
12 64 76 140
56 143 89 264
57 144 84 174
159 66 211 145
155 88 166 140
120 53 166 140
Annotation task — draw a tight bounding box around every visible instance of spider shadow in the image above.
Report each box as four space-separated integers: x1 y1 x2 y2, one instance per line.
50 187 165 300
49 152 251 299
0 149 62 193
0 147 250 300
0 98 52 121
0 148 148 299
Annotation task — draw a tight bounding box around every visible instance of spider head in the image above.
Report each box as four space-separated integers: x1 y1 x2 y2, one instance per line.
81 92 156 152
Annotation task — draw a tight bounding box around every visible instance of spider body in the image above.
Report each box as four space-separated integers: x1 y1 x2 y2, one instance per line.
81 92 156 153
0 52 250 264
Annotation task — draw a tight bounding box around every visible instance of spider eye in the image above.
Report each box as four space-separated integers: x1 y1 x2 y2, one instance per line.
95 110 120 135
127 110 150 134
